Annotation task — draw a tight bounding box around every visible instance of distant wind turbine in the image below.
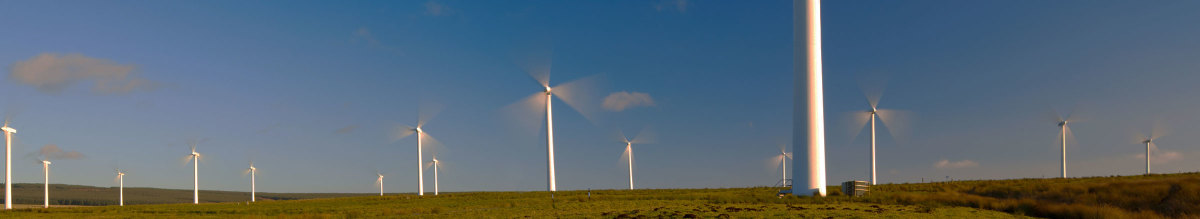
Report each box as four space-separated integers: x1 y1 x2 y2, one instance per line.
770 145 792 187
1052 110 1081 179
618 128 654 190
115 169 125 206
374 172 385 196
183 142 202 204
851 83 908 185
243 162 257 202
2 120 16 209
426 156 442 195
1139 125 1168 175
40 160 51 208
393 105 442 197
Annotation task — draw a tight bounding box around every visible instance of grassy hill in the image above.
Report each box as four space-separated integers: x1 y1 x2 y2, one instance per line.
0 172 1196 218
0 183 378 206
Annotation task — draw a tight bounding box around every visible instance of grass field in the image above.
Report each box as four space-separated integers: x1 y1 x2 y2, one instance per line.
0 172 1196 218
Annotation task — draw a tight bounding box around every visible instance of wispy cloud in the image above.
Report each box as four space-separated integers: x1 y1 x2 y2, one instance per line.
603 91 656 112
425 1 454 16
8 53 158 94
37 144 86 160
1134 151 1183 164
352 27 381 46
934 159 978 169
335 125 358 134
654 0 689 13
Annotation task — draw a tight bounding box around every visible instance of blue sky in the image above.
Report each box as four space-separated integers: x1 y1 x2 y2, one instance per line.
2 1 1199 194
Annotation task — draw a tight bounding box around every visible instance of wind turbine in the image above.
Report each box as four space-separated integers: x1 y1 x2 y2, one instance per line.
374 172 385 196
115 169 125 206
794 0 827 197
40 160 51 208
426 156 442 195
770 145 792 187
850 97 908 185
183 142 201 204
1053 110 1081 179
506 65 601 192
618 128 653 190
1139 126 1167 175
243 162 257 202
393 112 441 196
2 120 16 209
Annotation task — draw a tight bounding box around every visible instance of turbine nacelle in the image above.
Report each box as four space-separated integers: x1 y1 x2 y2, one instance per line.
544 86 552 95
1058 120 1068 127
1 126 15 134
42 160 51 165
415 127 423 133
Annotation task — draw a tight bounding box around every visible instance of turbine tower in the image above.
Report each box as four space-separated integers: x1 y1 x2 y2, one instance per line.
772 146 792 186
375 173 385 196
41 160 51 208
392 105 442 196
2 121 16 209
793 0 826 197
185 142 201 204
1058 120 1068 178
430 157 440 195
247 162 256 202
116 169 125 206
1144 138 1152 174
508 59 601 192
618 128 653 190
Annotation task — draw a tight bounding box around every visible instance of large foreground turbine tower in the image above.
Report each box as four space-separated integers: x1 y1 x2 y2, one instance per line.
792 0 826 197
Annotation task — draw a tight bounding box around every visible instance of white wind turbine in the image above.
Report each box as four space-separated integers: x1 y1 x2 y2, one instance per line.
769 145 792 187
374 172 385 196
505 63 602 192
425 156 442 195
2 120 16 209
115 169 126 206
618 128 654 190
40 160 51 208
1052 109 1082 179
183 142 202 204
849 81 908 185
392 106 442 197
243 162 257 202
1139 124 1168 175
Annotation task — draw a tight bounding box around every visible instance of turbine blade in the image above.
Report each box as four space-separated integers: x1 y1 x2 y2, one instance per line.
418 102 445 128
551 74 606 125
766 154 783 175
1151 121 1171 140
617 146 631 168
390 125 417 142
180 155 193 166
630 126 657 145
514 46 554 88
875 109 913 144
841 111 872 144
499 92 548 138
855 71 889 110
1064 125 1078 149
421 132 447 155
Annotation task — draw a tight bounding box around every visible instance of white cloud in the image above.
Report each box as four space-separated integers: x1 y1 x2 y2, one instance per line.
353 27 381 46
934 159 978 169
8 53 158 94
1134 151 1183 164
425 1 453 16
603 91 656 112
654 0 689 13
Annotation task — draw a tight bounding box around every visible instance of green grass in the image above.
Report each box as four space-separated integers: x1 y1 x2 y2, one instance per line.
0 187 1023 218
2 172 1198 218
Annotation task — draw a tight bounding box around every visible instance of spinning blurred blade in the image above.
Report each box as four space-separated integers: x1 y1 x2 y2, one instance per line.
418 103 444 128
390 125 417 143
875 109 912 143
500 92 549 138
550 74 605 124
